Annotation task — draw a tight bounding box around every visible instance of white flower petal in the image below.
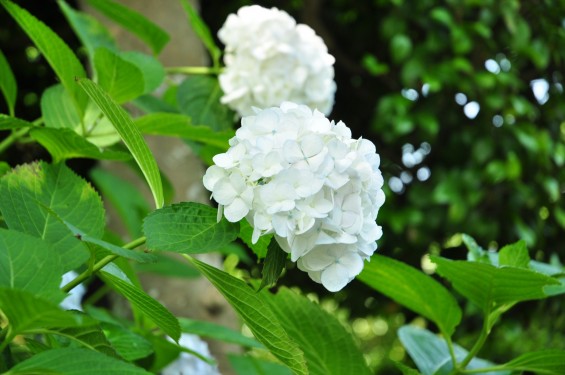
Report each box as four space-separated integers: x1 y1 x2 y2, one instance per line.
320 263 350 292
224 198 250 222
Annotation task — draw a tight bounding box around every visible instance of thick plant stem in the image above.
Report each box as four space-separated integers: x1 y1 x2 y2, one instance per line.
165 66 222 75
450 320 490 374
61 236 147 293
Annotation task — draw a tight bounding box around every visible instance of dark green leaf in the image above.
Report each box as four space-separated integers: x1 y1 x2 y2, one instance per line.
179 0 221 67
94 47 145 103
239 219 271 259
0 162 104 271
56 320 121 358
188 257 307 375
501 350 565 374
398 325 510 375
1 0 87 116
498 240 530 268
135 113 233 150
259 241 287 291
229 354 292 375
99 271 180 341
143 202 239 254
358 255 461 336
7 348 151 375
0 162 9 177
86 0 169 54
177 76 235 131
0 229 64 303
134 253 200 278
432 256 559 313
0 114 35 130
262 287 372 375
77 78 164 208
179 318 263 349
30 128 131 162
0 48 16 116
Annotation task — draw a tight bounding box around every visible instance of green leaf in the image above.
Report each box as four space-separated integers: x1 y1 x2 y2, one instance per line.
133 94 178 114
0 229 64 302
177 76 235 131
30 128 131 163
77 78 164 208
229 354 292 375
398 325 510 375
262 287 371 375
143 202 239 254
498 240 530 268
94 47 145 103
179 0 221 68
99 271 180 341
358 255 462 336
0 162 9 177
0 48 16 116
501 350 565 374
58 0 116 58
431 256 559 314
393 362 421 375
135 113 233 150
0 288 88 343
90 168 150 238
188 257 307 375
239 219 272 259
120 52 165 94
7 348 151 375
134 253 200 278
0 162 104 271
56 320 121 358
41 84 81 129
86 0 169 55
1 0 87 116
179 318 263 349
0 114 36 130
259 241 287 291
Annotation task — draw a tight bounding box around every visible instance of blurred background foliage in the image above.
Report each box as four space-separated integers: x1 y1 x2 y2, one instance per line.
2 0 565 373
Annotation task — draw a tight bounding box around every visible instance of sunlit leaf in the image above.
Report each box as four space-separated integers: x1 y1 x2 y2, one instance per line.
501 350 565 374
94 47 145 103
0 48 16 116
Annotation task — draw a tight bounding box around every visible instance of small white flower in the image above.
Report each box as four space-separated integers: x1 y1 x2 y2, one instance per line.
203 103 385 291
218 5 336 117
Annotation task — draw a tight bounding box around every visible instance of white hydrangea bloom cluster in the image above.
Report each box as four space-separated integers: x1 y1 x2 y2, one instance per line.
218 5 336 117
204 103 385 292
162 334 220 375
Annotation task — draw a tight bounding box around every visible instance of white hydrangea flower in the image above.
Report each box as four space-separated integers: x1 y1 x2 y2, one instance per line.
204 102 385 292
59 271 86 311
218 5 336 117
161 334 220 375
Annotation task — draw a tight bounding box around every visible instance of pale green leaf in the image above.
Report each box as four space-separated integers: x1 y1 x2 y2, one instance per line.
398 325 510 375
177 76 235 131
135 112 233 150
86 0 169 54
94 47 145 103
0 162 104 271
90 168 150 238
133 94 178 114
120 51 165 94
1 0 87 116
58 0 116 58
259 241 287 291
179 318 263 349
0 114 35 130
77 78 164 208
188 257 307 375
77 102 121 148
229 354 292 375
358 255 462 336
498 240 530 268
239 219 271 259
0 288 88 343
501 350 565 374
30 128 131 163
179 0 221 67
431 256 559 313
0 48 16 116
134 253 200 278
143 202 239 254
0 229 64 303
99 271 180 341
7 348 151 375
41 84 80 129
262 287 371 375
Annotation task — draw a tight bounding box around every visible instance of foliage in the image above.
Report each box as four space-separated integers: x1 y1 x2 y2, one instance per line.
0 1 564 375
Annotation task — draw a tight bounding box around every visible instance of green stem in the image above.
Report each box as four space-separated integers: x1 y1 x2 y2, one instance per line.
457 319 490 372
61 236 147 293
165 66 222 75
0 127 30 154
445 334 458 369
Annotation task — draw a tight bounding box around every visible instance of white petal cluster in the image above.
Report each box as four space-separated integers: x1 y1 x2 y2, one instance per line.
59 271 86 311
162 334 220 375
218 5 336 117
204 103 385 292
